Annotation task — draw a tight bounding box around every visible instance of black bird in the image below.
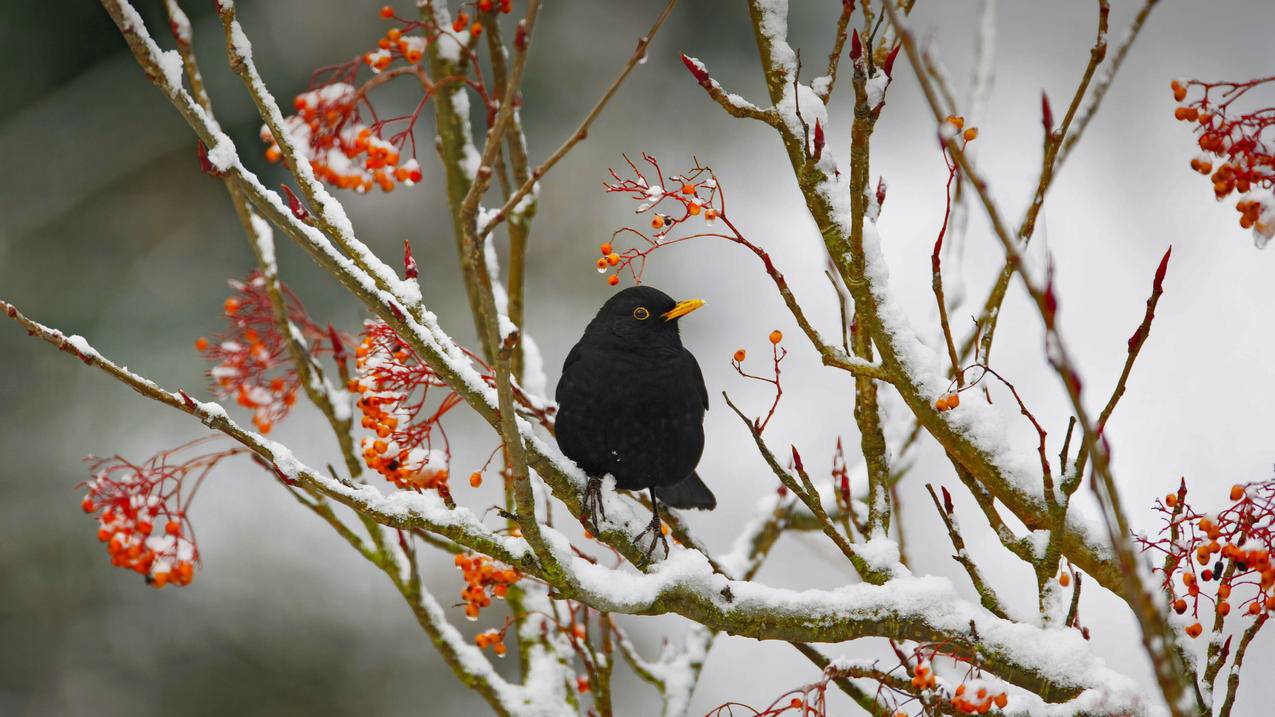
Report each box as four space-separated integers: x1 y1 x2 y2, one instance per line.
555 286 714 558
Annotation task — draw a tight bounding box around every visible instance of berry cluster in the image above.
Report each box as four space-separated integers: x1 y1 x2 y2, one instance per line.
1139 477 1275 639
454 552 520 620
950 680 1009 714
1170 77 1275 247
943 114 980 143
600 154 725 285
196 273 333 434
80 441 241 588
474 623 511 657
267 84 422 194
731 329 787 434
933 391 961 412
351 321 490 495
908 661 938 691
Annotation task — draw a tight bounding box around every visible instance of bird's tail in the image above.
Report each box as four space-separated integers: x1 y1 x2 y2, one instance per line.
655 472 716 510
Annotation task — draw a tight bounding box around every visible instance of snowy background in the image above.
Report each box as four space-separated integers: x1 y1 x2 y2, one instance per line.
1 0 1272 714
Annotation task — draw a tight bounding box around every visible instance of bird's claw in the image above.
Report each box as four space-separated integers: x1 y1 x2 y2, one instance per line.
581 476 606 534
637 512 669 566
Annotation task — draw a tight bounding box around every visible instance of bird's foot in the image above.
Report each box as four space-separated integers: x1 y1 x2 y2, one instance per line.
581 476 607 534
636 510 669 566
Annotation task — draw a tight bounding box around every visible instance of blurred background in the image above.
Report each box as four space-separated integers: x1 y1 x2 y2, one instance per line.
2 1 1273 714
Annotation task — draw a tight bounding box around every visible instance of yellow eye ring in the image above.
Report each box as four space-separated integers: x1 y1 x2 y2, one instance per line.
633 306 650 320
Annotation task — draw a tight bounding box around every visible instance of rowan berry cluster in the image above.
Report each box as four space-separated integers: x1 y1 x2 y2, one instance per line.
266 83 422 194
732 329 787 434
933 391 961 412
949 679 1009 714
454 552 520 620
600 154 725 285
943 114 980 143
80 441 240 589
351 320 488 495
195 273 332 434
1170 77 1275 247
1138 477 1275 639
473 627 509 656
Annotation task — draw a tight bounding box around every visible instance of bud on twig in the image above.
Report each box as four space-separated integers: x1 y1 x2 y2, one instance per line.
790 445 804 472
882 44 901 79
941 485 954 515
850 29 862 62
515 20 528 51
680 53 710 86
280 184 311 223
404 239 419 280
1041 91 1055 134
197 141 222 177
812 119 825 162
328 324 346 365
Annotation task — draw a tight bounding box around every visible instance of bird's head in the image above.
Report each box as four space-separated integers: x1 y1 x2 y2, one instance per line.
583 286 704 352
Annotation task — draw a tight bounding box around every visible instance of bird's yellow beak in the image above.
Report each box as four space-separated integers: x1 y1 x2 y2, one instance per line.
662 299 705 321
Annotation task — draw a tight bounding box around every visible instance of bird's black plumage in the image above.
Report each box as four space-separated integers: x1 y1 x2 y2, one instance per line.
555 286 715 540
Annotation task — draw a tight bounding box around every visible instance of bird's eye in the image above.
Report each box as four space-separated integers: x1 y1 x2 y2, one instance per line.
632 306 650 320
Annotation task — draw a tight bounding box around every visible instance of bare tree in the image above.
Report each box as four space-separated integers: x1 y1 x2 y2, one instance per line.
6 1 1273 715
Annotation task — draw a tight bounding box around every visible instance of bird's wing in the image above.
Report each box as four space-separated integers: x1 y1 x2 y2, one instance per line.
685 348 709 410
562 341 584 374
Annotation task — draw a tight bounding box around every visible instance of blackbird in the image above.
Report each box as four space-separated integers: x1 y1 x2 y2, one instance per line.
555 286 714 559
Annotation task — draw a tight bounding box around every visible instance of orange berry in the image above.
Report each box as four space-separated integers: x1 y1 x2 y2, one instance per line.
469 471 482 488
1165 493 1178 507
688 203 701 216
681 183 696 195
1174 86 1187 102
1059 571 1071 587
733 349 746 363
600 242 613 255
379 5 394 19
572 623 586 639
1218 601 1231 616
1231 484 1245 501
195 337 209 351
1185 622 1203 638
769 330 783 344
1266 595 1275 611
789 699 802 709
1173 598 1187 614
607 275 620 286
471 22 483 36
963 127 978 142
651 214 666 230
945 115 964 130
165 520 181 536
224 298 240 315
934 396 950 411
596 258 607 271
955 684 966 697
265 145 282 163
1250 601 1263 615
994 693 1008 709
493 641 506 656
704 208 718 221
607 253 620 266
947 392 960 409
386 28 401 42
